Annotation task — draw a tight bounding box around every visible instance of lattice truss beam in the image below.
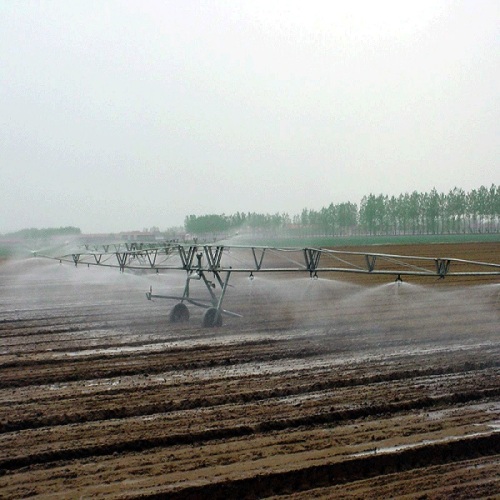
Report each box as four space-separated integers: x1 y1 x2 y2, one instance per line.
38 244 499 327
48 244 500 278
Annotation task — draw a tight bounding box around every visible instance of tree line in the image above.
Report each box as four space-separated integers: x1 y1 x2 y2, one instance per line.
3 226 82 239
185 185 500 236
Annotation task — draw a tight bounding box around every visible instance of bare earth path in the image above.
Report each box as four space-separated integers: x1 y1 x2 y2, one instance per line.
0 242 499 498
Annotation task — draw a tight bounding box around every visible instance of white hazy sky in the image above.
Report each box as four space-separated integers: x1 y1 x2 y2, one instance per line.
1 0 498 233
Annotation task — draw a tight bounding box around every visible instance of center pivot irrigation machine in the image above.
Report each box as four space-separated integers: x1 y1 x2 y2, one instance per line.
39 243 500 327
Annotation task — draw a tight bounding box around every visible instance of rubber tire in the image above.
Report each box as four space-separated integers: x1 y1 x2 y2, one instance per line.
169 303 190 323
202 307 223 328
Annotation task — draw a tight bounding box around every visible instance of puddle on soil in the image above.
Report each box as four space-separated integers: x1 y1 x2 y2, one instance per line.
351 425 500 457
426 402 500 421
488 420 500 432
62 329 326 357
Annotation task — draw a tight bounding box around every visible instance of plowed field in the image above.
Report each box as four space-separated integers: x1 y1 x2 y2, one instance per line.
1 242 499 499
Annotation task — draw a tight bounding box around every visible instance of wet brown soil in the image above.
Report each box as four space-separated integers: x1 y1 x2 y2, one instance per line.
0 242 499 498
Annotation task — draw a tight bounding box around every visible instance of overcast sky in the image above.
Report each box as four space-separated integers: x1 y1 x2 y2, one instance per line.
1 0 498 233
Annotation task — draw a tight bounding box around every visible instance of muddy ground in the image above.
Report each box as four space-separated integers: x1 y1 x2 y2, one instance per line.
0 242 499 499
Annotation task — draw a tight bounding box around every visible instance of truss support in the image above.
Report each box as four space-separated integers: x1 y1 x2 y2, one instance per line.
435 259 451 278
251 248 266 270
116 252 128 272
145 249 158 268
365 255 377 272
179 246 198 270
204 245 224 271
304 249 321 278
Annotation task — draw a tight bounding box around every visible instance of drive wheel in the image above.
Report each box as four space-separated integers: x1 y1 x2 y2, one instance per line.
169 303 190 323
202 307 223 328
